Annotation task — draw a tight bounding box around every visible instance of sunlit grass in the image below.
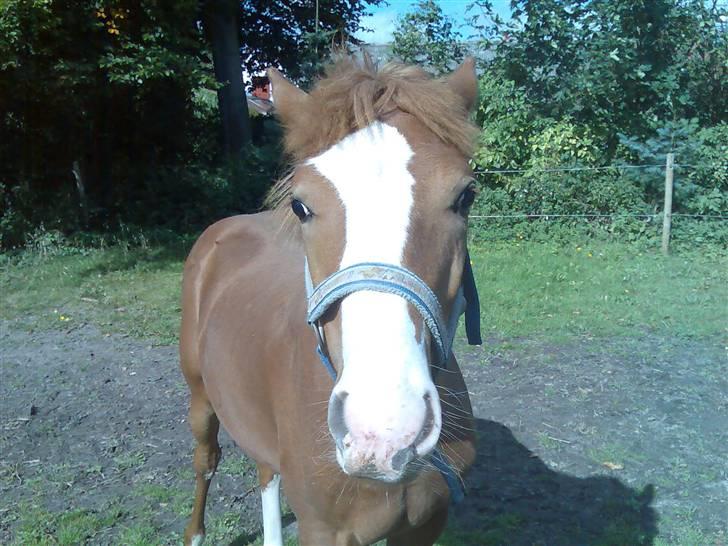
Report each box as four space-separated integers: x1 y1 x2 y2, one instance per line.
470 241 727 341
0 243 185 344
2 238 726 346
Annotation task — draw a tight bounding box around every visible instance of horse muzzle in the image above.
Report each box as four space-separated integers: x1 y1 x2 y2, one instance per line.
304 258 481 482
327 387 442 482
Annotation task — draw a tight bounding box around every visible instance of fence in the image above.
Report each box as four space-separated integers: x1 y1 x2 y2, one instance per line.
470 154 728 254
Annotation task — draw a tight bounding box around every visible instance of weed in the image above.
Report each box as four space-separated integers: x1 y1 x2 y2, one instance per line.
113 450 146 472
11 504 122 546
117 521 165 546
218 454 256 478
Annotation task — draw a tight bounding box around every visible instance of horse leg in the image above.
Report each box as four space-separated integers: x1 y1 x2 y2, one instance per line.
183 383 221 546
385 507 448 546
258 463 283 546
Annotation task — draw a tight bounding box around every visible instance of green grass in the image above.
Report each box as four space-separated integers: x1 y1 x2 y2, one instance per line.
471 241 727 340
2 238 725 346
1 241 186 344
11 504 124 546
434 513 524 545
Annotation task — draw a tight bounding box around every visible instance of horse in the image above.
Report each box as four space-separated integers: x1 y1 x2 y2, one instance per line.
179 56 480 546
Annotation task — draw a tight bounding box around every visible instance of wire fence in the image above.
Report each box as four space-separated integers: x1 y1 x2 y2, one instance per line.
469 213 728 219
473 162 728 175
469 160 728 225
467 157 728 252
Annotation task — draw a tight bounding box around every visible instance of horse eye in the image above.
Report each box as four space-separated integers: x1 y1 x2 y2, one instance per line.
291 198 312 221
453 184 477 215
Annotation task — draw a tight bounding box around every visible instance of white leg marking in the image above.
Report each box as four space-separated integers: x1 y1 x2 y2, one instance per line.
190 533 205 546
261 473 283 546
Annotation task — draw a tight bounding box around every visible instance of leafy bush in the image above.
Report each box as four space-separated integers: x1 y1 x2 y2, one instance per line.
618 120 728 213
391 0 463 75
468 0 726 246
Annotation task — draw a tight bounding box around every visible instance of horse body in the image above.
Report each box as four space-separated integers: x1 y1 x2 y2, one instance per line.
180 58 479 546
181 212 474 544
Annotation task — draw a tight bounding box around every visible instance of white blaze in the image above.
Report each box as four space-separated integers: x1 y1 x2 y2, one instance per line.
309 122 439 459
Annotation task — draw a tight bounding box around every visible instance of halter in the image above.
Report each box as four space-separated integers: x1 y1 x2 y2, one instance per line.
303 252 482 505
304 252 481 379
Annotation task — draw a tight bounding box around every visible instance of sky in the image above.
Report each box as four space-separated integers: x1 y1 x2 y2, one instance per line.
354 0 512 44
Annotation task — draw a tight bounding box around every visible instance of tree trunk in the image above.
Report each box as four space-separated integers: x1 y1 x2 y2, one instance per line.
203 0 251 159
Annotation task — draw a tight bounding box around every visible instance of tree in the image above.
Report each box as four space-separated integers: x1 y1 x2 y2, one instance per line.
0 0 385 246
467 0 727 235
203 0 251 158
471 0 727 149
238 0 383 87
392 0 464 75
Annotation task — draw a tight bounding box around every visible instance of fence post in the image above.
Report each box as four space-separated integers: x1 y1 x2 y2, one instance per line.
661 153 675 255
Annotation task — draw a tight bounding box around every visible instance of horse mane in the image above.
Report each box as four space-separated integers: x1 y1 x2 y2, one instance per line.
265 56 477 222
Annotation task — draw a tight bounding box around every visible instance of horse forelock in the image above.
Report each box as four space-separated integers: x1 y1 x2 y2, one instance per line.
264 56 477 229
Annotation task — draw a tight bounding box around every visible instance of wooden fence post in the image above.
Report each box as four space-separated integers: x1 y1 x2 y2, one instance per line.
661 153 675 255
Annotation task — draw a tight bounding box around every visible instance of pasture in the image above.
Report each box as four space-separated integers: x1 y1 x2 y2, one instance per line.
1 234 726 545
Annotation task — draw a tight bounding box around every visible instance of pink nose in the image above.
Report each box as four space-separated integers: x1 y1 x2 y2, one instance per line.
328 391 439 481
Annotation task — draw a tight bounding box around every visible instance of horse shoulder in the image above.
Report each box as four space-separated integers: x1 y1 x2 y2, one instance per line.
182 212 308 467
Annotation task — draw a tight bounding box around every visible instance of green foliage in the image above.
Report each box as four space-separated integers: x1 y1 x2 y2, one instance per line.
0 0 219 247
619 120 728 212
472 0 727 142
0 0 379 248
469 0 727 242
392 0 464 75
238 0 384 86
474 77 540 169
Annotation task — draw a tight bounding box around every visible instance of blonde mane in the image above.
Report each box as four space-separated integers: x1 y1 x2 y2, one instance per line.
265 56 477 219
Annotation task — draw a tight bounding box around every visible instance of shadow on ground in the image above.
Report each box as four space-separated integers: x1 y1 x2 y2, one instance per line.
448 419 658 546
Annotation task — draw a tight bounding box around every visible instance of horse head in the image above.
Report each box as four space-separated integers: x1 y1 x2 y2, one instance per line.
268 58 478 483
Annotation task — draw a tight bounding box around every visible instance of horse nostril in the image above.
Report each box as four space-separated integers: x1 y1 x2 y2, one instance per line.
391 445 416 472
413 392 437 454
328 391 349 449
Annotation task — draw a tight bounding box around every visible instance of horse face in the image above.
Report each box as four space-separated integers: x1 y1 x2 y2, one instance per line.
271 61 477 483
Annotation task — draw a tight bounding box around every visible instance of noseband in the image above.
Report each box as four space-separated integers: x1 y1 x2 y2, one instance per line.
303 253 481 505
304 253 482 380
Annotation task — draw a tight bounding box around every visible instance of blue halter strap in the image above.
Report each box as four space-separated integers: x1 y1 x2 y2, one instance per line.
303 253 481 505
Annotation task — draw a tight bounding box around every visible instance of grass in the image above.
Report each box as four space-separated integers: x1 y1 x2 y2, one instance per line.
0 238 186 344
470 241 727 341
2 236 725 346
10 504 125 546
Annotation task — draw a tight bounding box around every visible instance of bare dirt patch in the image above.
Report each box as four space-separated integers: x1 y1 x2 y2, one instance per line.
452 335 727 545
1 320 726 544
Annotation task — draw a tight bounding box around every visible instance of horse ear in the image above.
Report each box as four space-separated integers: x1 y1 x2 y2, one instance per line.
267 67 311 126
444 57 477 113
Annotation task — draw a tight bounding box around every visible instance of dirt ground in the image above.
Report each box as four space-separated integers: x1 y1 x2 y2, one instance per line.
1 319 726 545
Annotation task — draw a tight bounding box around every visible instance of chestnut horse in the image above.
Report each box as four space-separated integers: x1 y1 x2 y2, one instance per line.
180 57 480 546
